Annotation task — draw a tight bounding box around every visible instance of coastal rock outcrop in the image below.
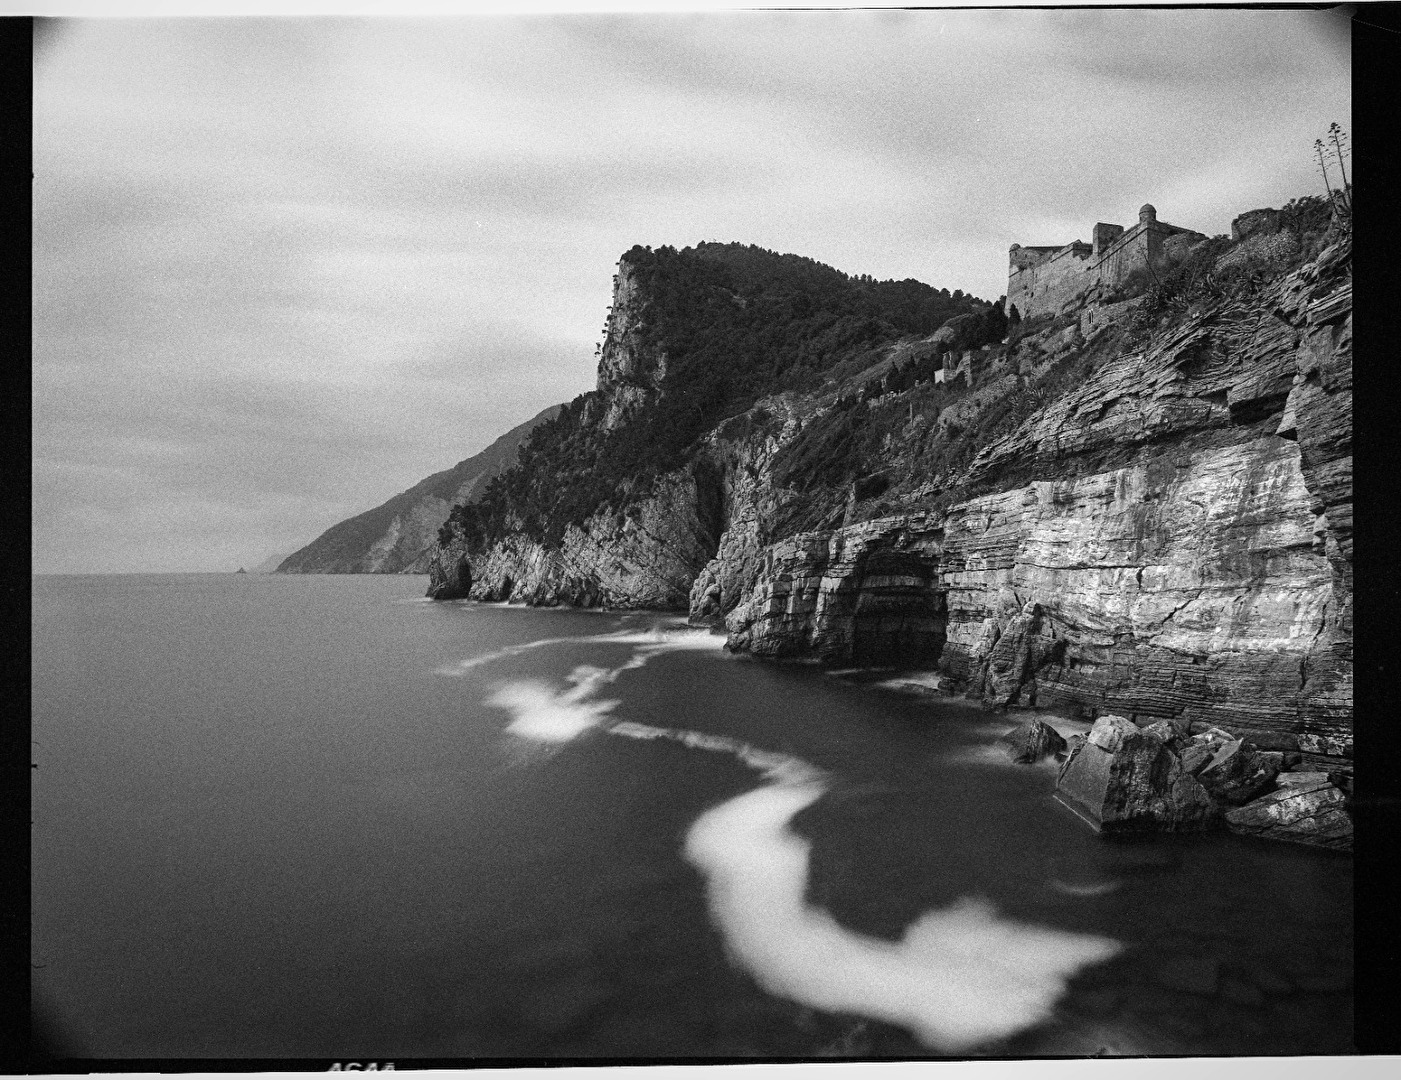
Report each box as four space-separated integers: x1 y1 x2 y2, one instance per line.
722 231 1352 777
998 719 1067 764
1049 712 1350 847
722 514 946 665
1054 715 1218 833
428 465 719 608
420 207 1351 842
1224 776 1353 851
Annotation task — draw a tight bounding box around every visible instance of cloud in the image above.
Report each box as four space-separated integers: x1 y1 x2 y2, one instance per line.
33 12 1350 572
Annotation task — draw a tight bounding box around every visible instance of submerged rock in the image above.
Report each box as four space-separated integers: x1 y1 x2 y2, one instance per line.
999 719 1068 764
1055 715 1217 833
1224 778 1352 851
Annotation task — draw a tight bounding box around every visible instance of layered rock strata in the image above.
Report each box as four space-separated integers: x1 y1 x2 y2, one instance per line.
424 226 1351 798
722 238 1352 775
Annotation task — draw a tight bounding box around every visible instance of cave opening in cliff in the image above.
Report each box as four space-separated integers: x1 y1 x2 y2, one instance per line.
849 550 947 668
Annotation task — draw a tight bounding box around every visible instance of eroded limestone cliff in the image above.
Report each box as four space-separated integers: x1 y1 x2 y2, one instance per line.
427 215 1351 785
724 235 1351 773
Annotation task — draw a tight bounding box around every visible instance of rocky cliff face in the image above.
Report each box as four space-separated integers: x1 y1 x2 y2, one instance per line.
723 233 1351 776
427 242 994 606
426 216 1351 789
429 463 720 608
594 260 666 431
279 405 559 574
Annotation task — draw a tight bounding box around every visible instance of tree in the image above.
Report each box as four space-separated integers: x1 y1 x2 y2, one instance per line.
1327 122 1352 213
1314 123 1351 220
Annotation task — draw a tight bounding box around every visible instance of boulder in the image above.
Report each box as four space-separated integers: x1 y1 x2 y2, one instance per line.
1195 740 1283 806
1179 742 1217 776
1055 715 1218 833
1224 778 1352 851
1140 718 1190 746
998 719 1068 764
1058 734 1087 780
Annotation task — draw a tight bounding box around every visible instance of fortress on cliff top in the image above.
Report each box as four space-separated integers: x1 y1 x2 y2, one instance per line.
1006 204 1207 322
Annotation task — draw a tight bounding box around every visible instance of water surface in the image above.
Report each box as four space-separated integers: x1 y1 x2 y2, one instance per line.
32 573 1353 1058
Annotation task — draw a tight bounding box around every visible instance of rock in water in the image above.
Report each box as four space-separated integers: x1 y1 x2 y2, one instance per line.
1224 778 1352 851
999 719 1068 764
1195 740 1283 806
1055 715 1216 833
426 551 473 600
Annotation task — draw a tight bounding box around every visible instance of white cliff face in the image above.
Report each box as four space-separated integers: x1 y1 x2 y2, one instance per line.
724 434 1338 753
721 238 1352 770
429 231 1351 779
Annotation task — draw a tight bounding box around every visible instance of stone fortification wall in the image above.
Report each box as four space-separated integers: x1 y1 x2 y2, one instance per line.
1087 221 1151 291
1007 240 1093 321
1008 245 1060 274
1008 205 1207 322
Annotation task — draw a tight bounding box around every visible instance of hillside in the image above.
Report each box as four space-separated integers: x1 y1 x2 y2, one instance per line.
440 242 1003 556
277 404 561 574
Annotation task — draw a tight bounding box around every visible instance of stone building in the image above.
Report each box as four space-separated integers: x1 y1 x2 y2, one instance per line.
934 343 1001 388
1006 204 1207 322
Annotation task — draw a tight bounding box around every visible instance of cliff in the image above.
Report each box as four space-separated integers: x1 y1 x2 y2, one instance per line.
429 242 999 603
277 405 559 574
428 203 1351 782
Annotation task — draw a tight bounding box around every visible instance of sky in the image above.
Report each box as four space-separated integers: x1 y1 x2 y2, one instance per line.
32 6 1352 574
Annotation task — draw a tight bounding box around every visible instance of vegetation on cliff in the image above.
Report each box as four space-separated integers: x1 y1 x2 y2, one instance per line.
767 192 1349 535
442 242 1000 549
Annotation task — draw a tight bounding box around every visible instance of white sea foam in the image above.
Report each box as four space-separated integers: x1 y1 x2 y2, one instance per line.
481 629 729 741
438 626 727 677
1048 878 1124 898
684 782 1123 1052
485 626 1121 1050
436 635 589 676
873 673 945 694
608 721 823 786
486 665 622 743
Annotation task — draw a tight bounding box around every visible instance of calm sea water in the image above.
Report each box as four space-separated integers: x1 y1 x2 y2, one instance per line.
31 574 1352 1059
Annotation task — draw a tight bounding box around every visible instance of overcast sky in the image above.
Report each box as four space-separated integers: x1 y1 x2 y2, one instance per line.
33 8 1351 574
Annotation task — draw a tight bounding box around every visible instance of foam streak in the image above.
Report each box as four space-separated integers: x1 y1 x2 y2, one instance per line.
481 629 1121 1051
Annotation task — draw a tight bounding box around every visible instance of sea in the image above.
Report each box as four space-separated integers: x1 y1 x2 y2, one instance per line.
31 573 1353 1060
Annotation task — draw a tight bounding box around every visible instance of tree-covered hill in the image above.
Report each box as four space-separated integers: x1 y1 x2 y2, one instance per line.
443 242 1001 551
